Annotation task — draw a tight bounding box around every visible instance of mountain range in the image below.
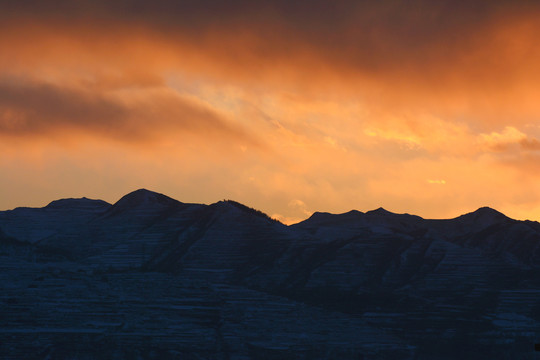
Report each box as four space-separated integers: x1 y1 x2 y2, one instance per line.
1 189 540 359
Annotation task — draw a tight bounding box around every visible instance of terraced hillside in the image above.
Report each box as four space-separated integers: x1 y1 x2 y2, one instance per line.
1 189 539 359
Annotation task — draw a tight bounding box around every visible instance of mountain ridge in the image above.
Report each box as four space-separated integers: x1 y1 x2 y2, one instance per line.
2 188 534 226
2 190 540 358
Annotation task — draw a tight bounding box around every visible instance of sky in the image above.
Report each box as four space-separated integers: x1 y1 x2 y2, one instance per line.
2 0 540 224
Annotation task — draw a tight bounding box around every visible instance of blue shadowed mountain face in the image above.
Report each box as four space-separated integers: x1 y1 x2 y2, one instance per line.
1 190 540 359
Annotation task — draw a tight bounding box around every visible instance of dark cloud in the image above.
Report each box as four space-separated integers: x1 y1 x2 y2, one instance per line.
3 1 535 62
481 127 540 153
0 79 259 144
3 0 540 84
520 138 540 151
2 0 540 133
0 81 127 136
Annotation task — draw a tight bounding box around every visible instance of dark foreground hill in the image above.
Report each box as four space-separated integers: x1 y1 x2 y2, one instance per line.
1 189 540 359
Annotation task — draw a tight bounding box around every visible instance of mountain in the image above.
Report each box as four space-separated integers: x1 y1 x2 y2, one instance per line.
1 191 540 359
0 197 111 243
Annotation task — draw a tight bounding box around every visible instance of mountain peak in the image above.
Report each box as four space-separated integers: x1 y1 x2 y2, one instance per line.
306 211 332 220
473 206 505 215
365 207 394 216
466 206 508 220
295 209 364 228
112 189 181 209
455 206 509 227
45 197 111 210
213 200 279 223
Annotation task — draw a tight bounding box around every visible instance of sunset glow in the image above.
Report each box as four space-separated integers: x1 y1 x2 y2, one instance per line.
2 1 540 223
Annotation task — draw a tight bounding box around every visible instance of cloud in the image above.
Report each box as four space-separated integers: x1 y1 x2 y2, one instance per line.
427 179 446 185
288 199 312 216
2 0 540 131
269 199 313 224
479 126 540 152
0 79 260 146
0 81 126 135
520 138 540 151
3 1 540 86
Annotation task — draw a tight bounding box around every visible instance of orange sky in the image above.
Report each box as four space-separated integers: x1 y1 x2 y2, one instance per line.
1 0 540 223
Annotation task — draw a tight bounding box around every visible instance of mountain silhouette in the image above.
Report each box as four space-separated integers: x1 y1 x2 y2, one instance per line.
1 190 540 359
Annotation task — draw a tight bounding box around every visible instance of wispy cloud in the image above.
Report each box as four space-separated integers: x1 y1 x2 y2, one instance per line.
479 126 540 152
0 79 261 147
427 180 446 185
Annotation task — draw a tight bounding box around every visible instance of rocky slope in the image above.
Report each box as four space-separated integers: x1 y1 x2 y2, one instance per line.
1 189 539 359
